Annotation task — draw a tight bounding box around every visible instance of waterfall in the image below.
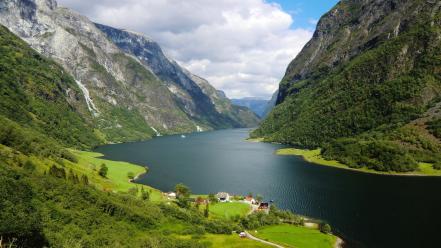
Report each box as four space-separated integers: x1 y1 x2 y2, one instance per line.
75 80 99 116
196 125 203 132
151 127 161 136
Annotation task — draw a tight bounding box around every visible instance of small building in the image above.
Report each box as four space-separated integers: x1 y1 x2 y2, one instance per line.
244 196 256 204
166 192 176 199
195 197 207 205
258 202 269 210
216 192 230 202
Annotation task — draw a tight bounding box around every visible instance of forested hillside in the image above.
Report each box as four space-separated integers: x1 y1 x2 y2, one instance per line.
0 25 101 150
253 0 441 172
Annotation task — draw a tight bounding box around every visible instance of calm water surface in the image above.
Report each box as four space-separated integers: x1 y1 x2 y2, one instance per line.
95 129 441 248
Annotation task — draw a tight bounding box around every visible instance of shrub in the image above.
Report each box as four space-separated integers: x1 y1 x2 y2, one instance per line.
320 223 332 234
141 189 150 201
99 163 108 177
127 171 135 180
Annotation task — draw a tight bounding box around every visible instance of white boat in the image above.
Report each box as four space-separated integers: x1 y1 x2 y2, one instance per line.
181 135 186 138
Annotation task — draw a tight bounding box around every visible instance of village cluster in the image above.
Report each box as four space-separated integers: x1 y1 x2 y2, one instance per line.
163 191 271 213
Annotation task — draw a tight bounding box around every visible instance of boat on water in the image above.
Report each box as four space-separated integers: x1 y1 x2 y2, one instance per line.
181 135 186 138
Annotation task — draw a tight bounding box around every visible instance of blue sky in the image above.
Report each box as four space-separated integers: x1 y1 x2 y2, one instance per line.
272 0 340 29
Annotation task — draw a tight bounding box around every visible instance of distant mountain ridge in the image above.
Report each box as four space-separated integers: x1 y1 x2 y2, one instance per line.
0 0 258 144
231 98 268 118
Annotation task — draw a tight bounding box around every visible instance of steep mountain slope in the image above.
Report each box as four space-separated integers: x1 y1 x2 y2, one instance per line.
231 97 268 118
187 74 260 127
0 0 258 144
254 0 441 172
0 0 198 142
262 90 278 118
0 24 100 151
95 24 260 128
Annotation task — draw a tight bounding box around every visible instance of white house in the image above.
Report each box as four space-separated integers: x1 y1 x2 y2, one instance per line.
166 192 176 199
216 192 230 202
244 195 256 204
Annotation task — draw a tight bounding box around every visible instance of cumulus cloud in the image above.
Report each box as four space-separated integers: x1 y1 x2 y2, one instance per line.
57 0 312 99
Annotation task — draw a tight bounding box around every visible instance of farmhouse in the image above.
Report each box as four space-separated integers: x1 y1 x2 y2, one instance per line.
216 192 230 202
258 202 269 211
166 192 176 199
244 195 256 204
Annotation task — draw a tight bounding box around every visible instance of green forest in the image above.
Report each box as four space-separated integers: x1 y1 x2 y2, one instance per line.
253 3 441 172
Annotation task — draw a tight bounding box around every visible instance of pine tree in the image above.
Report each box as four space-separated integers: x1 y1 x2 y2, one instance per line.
99 163 108 177
81 175 89 186
204 203 209 218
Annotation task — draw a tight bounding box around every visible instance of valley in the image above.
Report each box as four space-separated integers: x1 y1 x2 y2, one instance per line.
0 0 440 247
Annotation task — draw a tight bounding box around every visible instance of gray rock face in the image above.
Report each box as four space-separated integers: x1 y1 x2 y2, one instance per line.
95 23 260 129
0 0 258 141
0 0 259 141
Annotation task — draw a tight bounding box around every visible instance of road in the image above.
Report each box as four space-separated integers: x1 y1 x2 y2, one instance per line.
244 231 285 248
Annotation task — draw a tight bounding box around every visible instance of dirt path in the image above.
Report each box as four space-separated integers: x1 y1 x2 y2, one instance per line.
244 231 285 248
334 237 344 248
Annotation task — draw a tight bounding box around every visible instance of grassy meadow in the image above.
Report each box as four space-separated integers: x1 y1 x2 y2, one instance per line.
277 148 441 176
209 202 251 219
69 150 164 201
254 224 336 248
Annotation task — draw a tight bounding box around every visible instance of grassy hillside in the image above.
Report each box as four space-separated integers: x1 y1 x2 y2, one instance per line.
0 144 241 247
253 0 441 172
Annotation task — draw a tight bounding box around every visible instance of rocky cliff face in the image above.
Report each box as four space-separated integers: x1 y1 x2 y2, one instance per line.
0 0 199 142
0 0 259 142
95 23 259 128
187 74 260 127
254 0 441 172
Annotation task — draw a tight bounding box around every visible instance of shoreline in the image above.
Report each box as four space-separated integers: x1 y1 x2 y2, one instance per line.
82 145 344 247
276 148 441 177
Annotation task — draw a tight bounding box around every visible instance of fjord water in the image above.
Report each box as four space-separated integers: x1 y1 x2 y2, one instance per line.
95 129 441 248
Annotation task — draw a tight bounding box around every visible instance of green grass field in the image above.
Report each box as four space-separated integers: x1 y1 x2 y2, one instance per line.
277 148 441 176
246 137 265 142
209 202 251 219
69 150 164 201
254 224 336 248
181 234 271 248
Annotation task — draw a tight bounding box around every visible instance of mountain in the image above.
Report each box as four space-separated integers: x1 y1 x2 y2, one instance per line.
0 0 258 144
0 24 100 151
230 91 279 119
231 97 268 118
95 24 259 129
253 0 441 172
262 90 278 118
187 74 260 127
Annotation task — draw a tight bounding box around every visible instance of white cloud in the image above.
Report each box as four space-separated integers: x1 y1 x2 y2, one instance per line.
57 0 312 99
308 18 319 25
